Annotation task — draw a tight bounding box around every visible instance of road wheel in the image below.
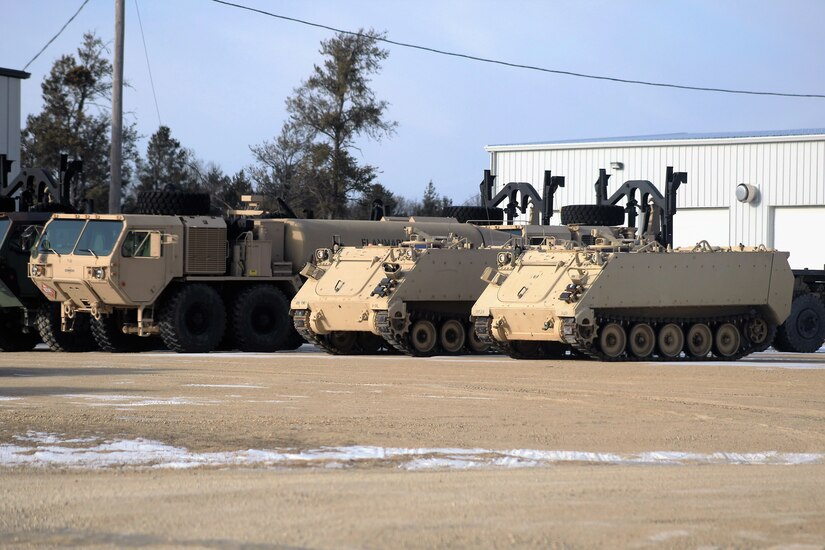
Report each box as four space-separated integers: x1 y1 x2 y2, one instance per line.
91 312 157 352
410 319 437 355
36 304 98 352
439 319 466 354
159 284 225 353
685 323 713 358
466 322 490 354
774 294 825 353
628 323 655 358
560 204 625 226
713 323 741 358
231 285 291 352
657 323 684 358
598 322 626 359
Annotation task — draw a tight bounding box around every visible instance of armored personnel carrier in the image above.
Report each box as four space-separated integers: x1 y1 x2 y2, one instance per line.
291 229 507 356
28 200 516 353
472 169 795 361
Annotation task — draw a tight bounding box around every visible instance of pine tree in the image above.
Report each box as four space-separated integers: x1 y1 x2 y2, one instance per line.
21 32 137 211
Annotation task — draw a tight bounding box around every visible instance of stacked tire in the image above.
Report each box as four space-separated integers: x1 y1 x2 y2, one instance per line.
136 191 211 216
442 205 504 225
559 204 625 226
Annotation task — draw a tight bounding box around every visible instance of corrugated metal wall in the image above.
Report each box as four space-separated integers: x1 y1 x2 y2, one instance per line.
0 75 23 165
489 138 825 249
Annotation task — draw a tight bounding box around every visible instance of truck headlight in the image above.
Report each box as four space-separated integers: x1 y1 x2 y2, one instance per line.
91 267 106 280
31 264 44 277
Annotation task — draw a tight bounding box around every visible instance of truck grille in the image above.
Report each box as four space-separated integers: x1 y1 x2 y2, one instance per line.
186 227 227 274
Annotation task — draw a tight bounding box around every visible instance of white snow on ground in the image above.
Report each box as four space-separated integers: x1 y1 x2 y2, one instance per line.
183 384 267 389
0 431 821 470
61 394 221 409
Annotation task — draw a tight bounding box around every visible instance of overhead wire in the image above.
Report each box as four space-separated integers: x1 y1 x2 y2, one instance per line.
24 0 91 70
134 0 162 127
209 0 825 100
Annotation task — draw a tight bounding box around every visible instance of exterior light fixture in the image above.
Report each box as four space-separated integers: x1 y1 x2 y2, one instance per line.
610 161 624 170
735 183 758 203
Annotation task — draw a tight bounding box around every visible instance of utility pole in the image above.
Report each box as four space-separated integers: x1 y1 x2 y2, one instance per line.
109 0 125 213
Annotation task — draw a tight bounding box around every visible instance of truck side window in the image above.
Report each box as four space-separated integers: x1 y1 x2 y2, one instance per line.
121 231 154 258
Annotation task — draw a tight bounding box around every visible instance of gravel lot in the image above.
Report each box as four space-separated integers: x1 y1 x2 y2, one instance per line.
2 346 825 548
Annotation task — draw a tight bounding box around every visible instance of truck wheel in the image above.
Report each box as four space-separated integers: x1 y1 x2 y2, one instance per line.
560 204 625 226
35 304 98 352
774 293 825 353
136 191 211 216
442 205 504 225
0 313 40 351
281 328 307 350
230 285 290 352
91 312 158 352
159 284 226 353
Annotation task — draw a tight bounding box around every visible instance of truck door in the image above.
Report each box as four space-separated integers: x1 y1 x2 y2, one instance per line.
117 230 166 303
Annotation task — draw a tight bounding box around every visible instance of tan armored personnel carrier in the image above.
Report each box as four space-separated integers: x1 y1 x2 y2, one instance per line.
28 207 510 353
472 168 795 361
290 221 617 356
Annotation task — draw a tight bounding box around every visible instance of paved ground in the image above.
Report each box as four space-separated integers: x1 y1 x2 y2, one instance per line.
2 346 825 548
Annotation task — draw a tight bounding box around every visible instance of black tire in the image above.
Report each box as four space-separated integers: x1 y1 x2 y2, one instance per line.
0 197 16 212
281 327 307 350
159 284 226 353
560 204 625 226
774 294 825 353
136 191 211 216
0 312 40 351
91 312 158 352
230 285 291 352
442 205 504 225
36 304 98 352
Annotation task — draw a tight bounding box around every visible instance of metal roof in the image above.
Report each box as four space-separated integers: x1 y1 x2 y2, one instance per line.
489 128 825 148
0 67 30 79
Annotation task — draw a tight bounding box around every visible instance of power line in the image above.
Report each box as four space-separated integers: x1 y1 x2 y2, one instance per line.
134 0 162 127
24 0 91 70
209 0 825 100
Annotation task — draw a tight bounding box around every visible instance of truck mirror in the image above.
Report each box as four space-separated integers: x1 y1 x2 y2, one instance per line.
150 232 162 257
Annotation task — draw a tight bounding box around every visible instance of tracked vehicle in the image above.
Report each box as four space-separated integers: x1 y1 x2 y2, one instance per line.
28 196 517 353
291 172 578 356
472 168 795 361
291 230 507 356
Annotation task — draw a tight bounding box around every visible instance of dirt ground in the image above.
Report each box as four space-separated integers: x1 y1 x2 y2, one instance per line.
2 347 825 548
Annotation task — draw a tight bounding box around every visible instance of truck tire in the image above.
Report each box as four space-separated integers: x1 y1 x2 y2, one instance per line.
773 293 825 353
91 312 158 352
35 304 98 352
230 285 291 352
442 205 504 224
0 197 16 212
159 284 226 353
281 328 307 350
136 191 211 216
560 204 625 226
0 312 40 351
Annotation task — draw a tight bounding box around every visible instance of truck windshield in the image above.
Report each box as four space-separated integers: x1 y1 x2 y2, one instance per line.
0 219 9 246
73 220 124 256
36 219 85 255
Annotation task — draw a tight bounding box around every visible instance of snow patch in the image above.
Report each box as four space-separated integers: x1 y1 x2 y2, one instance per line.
183 384 267 389
1 432 822 470
0 396 21 401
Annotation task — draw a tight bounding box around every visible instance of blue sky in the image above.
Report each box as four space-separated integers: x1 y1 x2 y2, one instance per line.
6 0 825 203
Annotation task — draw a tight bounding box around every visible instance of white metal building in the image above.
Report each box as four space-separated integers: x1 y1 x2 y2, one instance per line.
486 129 825 269
0 67 30 170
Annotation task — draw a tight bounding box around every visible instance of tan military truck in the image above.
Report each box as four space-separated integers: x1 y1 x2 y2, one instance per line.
472 228 794 362
28 209 510 353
